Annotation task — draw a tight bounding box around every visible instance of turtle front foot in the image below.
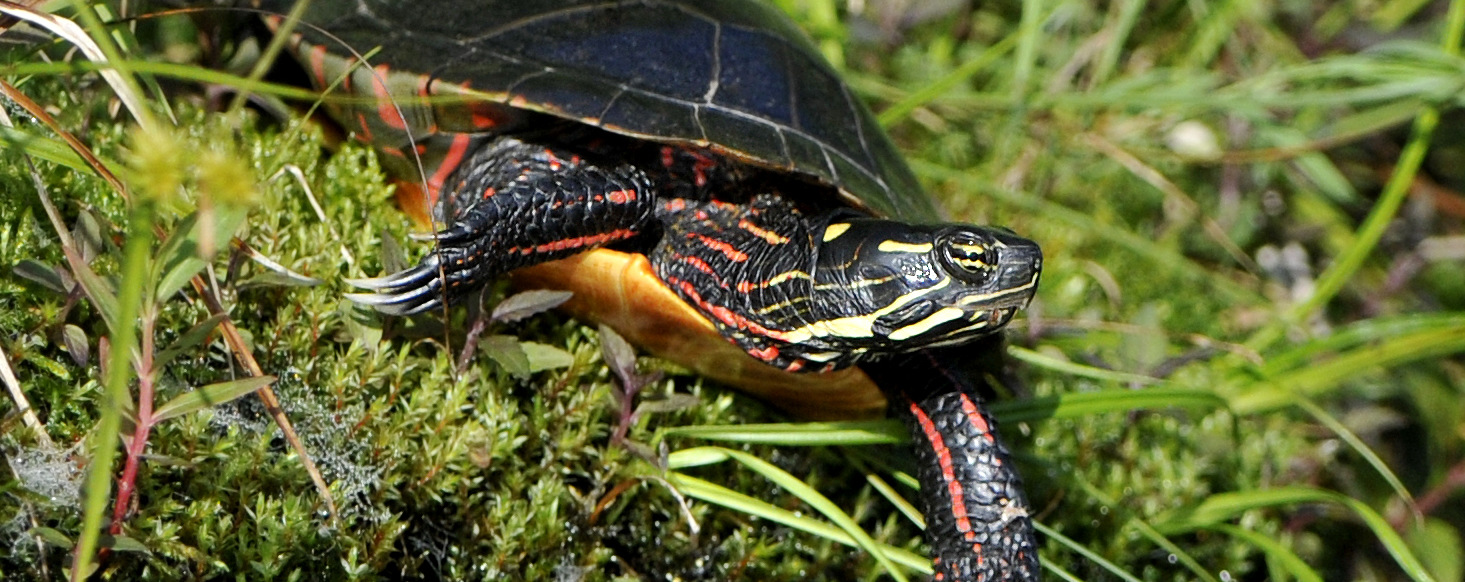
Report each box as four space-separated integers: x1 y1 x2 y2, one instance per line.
346 218 506 315
350 135 659 317
344 252 455 315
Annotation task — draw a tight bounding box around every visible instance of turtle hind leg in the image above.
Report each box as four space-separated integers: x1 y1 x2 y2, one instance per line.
348 135 658 315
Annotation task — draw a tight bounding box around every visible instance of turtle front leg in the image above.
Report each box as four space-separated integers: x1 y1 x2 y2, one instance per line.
350 136 657 315
865 343 1042 582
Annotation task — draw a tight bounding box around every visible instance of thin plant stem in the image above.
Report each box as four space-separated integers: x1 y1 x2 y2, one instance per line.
71 199 156 581
111 311 157 534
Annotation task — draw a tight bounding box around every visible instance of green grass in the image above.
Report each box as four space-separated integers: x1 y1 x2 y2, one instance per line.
3 0 1465 580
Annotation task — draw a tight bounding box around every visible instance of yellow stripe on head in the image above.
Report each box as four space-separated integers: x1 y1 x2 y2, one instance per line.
821 222 851 242
888 307 966 341
877 240 933 254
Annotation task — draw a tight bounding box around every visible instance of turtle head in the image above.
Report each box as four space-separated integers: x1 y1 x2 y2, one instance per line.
811 218 1042 352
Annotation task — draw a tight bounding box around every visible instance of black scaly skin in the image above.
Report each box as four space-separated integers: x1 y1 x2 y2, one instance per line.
350 137 658 314
350 135 1042 580
865 339 1040 581
652 194 820 371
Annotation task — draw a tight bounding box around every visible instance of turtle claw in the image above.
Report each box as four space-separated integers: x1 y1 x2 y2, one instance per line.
343 268 427 291
344 291 442 316
341 275 397 289
343 291 438 315
345 261 447 315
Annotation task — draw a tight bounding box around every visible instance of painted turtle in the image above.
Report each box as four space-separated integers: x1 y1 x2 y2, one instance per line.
255 0 1043 579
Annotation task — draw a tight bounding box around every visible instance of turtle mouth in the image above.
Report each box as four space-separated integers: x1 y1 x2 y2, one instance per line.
955 273 1041 312
892 305 1017 351
985 306 1019 330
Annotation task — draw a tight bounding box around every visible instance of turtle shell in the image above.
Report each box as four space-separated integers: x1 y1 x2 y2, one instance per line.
257 0 940 222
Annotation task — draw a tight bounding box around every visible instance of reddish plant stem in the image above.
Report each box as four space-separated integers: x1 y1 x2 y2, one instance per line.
111 313 156 534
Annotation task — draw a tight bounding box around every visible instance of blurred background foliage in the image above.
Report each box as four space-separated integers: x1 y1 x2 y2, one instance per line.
2 0 1464 580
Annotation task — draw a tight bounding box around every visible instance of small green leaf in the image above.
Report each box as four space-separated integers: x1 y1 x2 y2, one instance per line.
30 527 72 549
520 341 574 373
138 453 192 467
65 248 120 332
13 259 67 294
99 534 150 554
341 301 383 352
62 324 89 366
492 290 573 323
599 324 638 387
381 232 406 275
0 127 93 173
154 314 227 369
152 375 275 423
480 335 529 378
24 352 70 380
1408 518 1464 582
634 394 701 416
152 213 207 303
74 209 106 261
665 447 730 469
234 271 322 290
154 204 251 302
205 201 252 258
64 562 100 580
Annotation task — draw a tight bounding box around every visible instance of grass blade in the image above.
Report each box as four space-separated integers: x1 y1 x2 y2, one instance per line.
668 446 911 580
665 420 905 446
1155 487 1434 582
152 375 276 423
1208 523 1323 582
1 2 153 131
1033 522 1141 582
988 387 1228 424
667 471 931 575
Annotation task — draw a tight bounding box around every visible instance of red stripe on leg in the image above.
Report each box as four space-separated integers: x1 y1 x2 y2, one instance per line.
907 402 974 536
958 392 997 445
530 228 636 254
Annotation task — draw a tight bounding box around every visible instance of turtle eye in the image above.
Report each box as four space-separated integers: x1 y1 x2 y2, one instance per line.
938 232 996 284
